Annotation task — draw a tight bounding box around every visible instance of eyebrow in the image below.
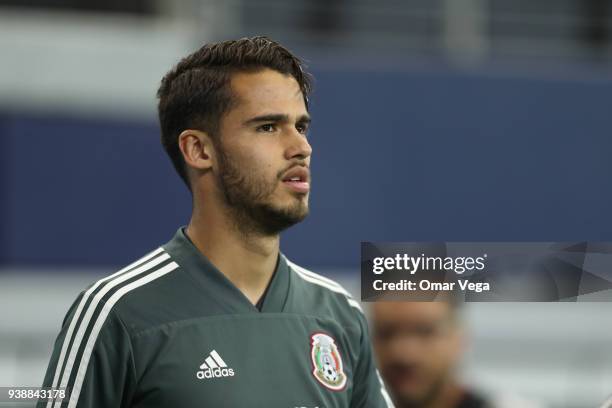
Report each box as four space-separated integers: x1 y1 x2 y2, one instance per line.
243 113 311 126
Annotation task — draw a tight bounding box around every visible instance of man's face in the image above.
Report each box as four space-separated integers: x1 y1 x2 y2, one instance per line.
213 68 312 235
371 302 463 407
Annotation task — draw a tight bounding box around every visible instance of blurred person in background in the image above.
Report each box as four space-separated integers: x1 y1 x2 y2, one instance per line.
371 301 542 408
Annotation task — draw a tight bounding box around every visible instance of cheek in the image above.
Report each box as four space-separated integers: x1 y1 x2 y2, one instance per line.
228 148 272 175
428 340 460 370
224 140 285 187
248 152 281 180
257 161 277 182
373 345 393 364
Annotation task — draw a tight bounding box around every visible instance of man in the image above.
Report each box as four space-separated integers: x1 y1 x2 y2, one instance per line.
371 301 480 408
370 301 541 408
38 37 393 408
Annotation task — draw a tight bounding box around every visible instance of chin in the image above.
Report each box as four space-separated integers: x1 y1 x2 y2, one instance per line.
277 205 309 224
392 392 433 408
251 201 309 235
393 380 443 408
275 195 309 215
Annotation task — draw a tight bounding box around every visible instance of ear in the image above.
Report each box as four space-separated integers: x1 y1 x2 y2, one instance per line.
178 129 216 172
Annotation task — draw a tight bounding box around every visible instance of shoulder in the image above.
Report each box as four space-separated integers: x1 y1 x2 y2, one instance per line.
285 257 364 318
488 393 546 408
84 247 179 301
73 247 182 332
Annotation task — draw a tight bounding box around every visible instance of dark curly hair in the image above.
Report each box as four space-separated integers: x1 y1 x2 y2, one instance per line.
157 36 313 190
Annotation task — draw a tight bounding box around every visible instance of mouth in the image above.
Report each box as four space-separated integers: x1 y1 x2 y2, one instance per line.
384 365 425 389
281 166 310 194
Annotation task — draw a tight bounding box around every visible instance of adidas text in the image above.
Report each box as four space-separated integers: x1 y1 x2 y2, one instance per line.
197 367 235 379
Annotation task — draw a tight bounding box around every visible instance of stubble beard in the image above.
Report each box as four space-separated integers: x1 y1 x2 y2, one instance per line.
216 148 309 236
391 375 447 408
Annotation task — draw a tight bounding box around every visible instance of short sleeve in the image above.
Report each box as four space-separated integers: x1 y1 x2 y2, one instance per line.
37 292 137 408
350 310 395 408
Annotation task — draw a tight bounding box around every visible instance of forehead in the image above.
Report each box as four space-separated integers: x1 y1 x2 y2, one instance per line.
371 302 453 324
229 68 306 113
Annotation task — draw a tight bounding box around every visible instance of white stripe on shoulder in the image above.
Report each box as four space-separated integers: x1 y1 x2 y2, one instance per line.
286 259 363 313
67 261 179 408
287 260 348 293
346 298 363 312
48 248 169 408
46 247 164 408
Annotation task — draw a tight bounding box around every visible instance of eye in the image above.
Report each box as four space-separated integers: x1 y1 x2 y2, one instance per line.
296 123 309 135
257 123 277 133
374 326 396 342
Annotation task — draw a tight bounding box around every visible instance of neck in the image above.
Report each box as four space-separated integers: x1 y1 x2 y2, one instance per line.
186 200 280 306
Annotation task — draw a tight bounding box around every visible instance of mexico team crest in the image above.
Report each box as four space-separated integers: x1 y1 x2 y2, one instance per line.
310 333 346 390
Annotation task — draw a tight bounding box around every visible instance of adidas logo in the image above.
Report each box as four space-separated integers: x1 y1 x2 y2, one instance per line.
196 350 235 380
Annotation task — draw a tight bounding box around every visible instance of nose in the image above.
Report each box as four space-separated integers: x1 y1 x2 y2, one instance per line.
284 128 312 161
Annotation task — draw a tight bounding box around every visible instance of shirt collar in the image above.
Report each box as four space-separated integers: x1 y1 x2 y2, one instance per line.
163 227 290 314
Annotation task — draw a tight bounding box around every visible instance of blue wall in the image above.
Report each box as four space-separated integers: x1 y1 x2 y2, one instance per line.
2 67 612 268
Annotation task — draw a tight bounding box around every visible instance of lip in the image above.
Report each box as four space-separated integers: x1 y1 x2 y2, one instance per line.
282 166 309 182
281 166 310 193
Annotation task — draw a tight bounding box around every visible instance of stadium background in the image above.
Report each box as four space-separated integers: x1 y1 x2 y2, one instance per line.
1 1 612 406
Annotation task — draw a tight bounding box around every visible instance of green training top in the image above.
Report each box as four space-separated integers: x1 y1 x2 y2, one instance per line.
38 228 394 408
